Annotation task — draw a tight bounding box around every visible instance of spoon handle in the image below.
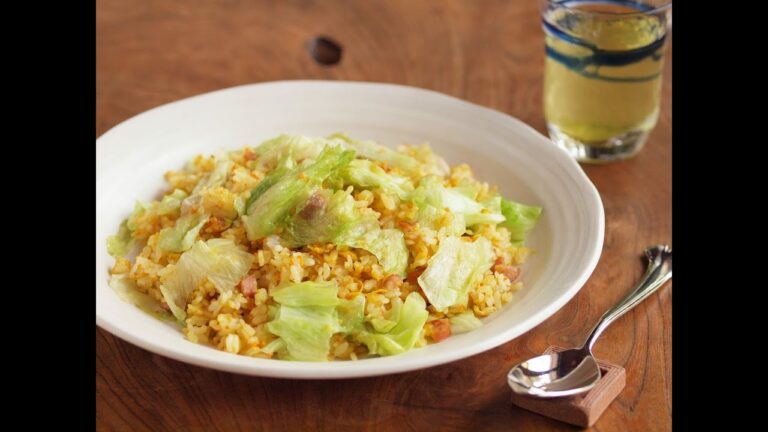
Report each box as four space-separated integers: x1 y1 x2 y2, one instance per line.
581 245 672 351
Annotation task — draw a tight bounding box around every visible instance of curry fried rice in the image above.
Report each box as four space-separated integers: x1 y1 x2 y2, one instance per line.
106 134 542 361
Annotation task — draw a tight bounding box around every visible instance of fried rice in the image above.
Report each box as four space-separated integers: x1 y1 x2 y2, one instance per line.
106 134 540 361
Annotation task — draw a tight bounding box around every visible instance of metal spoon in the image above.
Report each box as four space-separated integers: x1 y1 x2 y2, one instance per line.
507 245 672 398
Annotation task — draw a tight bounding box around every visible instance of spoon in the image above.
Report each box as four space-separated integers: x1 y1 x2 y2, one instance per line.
507 245 672 398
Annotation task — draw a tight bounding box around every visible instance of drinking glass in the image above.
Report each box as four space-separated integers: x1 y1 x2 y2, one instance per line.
542 0 672 163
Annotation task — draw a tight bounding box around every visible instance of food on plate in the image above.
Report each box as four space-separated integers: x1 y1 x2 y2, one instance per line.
106 134 542 361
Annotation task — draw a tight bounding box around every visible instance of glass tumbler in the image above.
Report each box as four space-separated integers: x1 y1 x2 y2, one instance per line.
542 0 672 163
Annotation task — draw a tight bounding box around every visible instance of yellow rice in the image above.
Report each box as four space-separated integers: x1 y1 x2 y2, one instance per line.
109 143 533 360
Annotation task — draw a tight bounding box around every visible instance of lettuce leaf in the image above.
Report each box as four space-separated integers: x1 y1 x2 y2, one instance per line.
417 236 494 312
160 238 254 321
355 292 429 356
281 188 379 248
282 188 408 276
266 281 343 361
409 175 505 231
106 220 135 258
328 133 422 179
244 146 355 241
368 297 403 333
449 312 483 334
337 295 366 333
251 134 345 171
270 281 341 307
112 189 190 255
336 159 414 200
244 153 296 210
266 305 341 361
126 201 151 232
157 213 209 253
204 239 255 294
352 228 409 276
109 274 173 321
260 338 287 355
157 189 188 215
500 198 542 245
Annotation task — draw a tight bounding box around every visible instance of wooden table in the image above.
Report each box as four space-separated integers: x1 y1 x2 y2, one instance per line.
97 1 672 430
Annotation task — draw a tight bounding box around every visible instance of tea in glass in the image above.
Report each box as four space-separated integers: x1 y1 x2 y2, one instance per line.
542 0 671 162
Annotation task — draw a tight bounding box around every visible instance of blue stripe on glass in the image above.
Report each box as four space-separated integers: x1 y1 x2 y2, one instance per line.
543 0 666 82
554 0 656 12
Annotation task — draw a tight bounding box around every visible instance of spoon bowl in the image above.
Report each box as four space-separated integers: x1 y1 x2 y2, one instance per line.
507 348 601 398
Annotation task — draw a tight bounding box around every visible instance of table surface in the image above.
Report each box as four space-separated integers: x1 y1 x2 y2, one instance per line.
96 1 672 430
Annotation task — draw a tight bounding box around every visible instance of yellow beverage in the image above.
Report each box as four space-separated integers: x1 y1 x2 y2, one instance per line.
542 1 669 162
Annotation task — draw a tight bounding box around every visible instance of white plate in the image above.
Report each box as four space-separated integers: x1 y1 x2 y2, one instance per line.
96 81 604 379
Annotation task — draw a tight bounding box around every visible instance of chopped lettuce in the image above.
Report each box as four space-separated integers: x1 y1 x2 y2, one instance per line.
441 188 505 226
267 305 341 361
336 159 414 200
352 228 409 276
251 134 345 171
355 292 429 356
281 188 409 276
204 239 255 293
407 177 466 237
157 213 209 253
243 146 355 241
410 176 462 234
244 153 296 210
157 189 188 215
264 282 427 360
337 295 366 333
410 175 444 208
126 201 151 232
281 188 379 248
234 195 246 217
160 238 254 321
109 274 173 321
270 281 341 307
266 281 343 361
107 220 135 258
409 175 505 230
417 236 494 312
368 297 403 333
329 133 422 179
452 178 481 201
112 190 189 254
500 198 542 245
449 312 483 334
260 338 287 355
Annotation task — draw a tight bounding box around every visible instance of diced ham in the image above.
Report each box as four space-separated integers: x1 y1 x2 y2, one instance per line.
494 264 520 282
407 266 427 285
299 192 326 219
240 275 258 297
244 148 257 161
204 216 228 233
397 220 415 232
430 319 451 342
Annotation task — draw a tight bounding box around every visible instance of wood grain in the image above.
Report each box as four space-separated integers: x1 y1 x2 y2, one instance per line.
96 1 672 431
